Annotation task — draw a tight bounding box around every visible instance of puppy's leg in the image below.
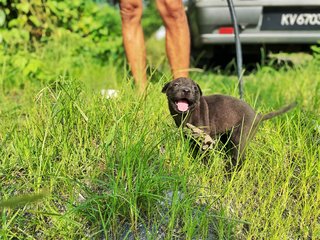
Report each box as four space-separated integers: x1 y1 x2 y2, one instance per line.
229 119 259 168
229 126 248 167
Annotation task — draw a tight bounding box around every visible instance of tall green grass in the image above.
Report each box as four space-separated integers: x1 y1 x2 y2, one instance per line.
0 38 319 239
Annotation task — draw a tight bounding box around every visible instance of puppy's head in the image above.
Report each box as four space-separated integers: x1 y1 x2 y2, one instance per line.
162 77 202 113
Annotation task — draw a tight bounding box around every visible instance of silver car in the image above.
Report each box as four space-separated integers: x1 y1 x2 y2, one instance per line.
185 0 320 61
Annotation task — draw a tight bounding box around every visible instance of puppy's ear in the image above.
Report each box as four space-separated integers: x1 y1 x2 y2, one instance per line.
196 83 203 96
161 82 170 93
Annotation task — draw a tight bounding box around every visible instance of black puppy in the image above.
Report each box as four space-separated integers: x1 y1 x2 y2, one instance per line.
162 77 296 165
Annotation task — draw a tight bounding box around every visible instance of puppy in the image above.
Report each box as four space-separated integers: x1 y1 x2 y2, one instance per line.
162 77 296 166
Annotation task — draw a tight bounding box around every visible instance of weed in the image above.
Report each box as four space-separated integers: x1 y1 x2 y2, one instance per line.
0 38 319 238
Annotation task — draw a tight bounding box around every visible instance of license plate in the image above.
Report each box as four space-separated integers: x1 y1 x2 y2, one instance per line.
261 7 320 31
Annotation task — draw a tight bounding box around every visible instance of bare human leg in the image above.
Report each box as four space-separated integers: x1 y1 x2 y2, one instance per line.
119 0 147 92
156 0 190 79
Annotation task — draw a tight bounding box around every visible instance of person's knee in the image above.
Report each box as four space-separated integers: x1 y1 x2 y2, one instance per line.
157 0 185 21
120 1 143 24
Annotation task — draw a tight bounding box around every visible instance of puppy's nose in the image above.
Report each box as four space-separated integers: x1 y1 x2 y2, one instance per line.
182 88 191 94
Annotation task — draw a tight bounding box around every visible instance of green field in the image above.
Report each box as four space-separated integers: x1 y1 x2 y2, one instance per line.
1 36 320 239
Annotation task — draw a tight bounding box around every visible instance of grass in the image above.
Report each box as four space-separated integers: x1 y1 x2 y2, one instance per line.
0 37 320 239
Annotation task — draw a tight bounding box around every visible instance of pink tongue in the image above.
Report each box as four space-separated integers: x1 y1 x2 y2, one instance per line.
176 100 189 112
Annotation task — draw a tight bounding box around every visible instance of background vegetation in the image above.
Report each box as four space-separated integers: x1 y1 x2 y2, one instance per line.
1 0 320 239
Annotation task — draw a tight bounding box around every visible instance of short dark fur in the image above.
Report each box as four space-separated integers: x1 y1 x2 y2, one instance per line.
162 77 296 166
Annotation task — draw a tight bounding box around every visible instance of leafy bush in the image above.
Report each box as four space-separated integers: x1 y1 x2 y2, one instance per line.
311 43 320 61
0 0 123 61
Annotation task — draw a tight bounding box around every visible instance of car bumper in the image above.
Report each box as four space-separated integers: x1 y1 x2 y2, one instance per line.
201 31 320 44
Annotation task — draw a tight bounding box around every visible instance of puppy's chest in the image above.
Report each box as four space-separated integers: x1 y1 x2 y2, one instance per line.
189 105 229 136
188 102 211 133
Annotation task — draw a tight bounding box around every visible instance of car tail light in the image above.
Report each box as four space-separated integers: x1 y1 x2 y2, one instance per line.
218 27 234 34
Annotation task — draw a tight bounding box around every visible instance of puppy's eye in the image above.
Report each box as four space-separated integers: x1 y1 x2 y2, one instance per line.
193 86 198 91
173 83 179 87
